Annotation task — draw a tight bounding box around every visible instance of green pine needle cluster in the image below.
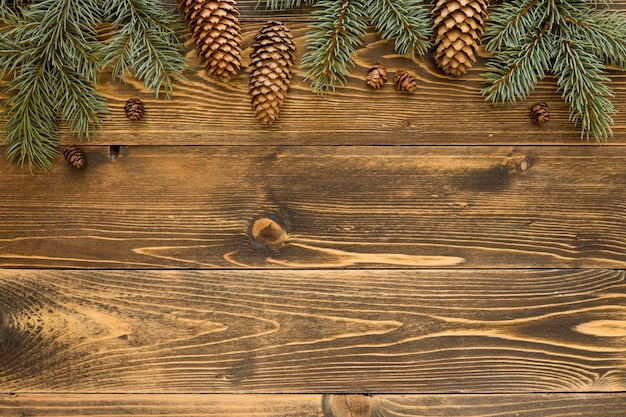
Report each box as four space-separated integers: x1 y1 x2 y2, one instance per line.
482 0 626 141
264 0 432 94
0 0 187 171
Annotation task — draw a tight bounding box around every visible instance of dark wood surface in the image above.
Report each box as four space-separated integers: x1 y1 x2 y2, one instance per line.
2 0 626 415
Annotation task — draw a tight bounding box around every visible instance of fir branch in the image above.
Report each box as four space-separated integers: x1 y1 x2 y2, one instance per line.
1 0 105 170
366 0 431 57
554 39 614 140
102 0 188 98
301 0 368 93
482 0 626 141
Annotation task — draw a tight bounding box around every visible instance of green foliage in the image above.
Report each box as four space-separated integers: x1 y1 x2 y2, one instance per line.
301 0 368 93
482 0 626 141
0 0 187 170
262 0 432 93
102 0 188 99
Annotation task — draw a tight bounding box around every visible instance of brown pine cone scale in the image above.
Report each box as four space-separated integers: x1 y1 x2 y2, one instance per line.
366 61 387 89
63 145 85 169
394 70 418 93
433 0 489 76
125 98 144 120
178 0 242 81
249 21 296 125
531 102 550 124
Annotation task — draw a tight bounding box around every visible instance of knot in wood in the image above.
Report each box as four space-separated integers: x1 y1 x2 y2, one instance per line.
322 394 372 417
250 217 286 250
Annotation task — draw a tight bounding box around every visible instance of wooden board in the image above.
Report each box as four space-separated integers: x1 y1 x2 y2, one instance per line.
1 269 624 393
1 393 625 417
89 20 626 147
2 145 626 269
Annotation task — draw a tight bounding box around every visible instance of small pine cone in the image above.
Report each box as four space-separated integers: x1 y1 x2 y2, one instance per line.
124 98 144 120
366 61 387 89
63 145 85 169
178 0 242 81
394 70 418 93
433 0 489 76
531 102 550 124
249 21 296 125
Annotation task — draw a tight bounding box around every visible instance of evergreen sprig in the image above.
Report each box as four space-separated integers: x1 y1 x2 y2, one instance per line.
102 0 188 99
0 0 187 170
263 0 432 93
482 0 626 141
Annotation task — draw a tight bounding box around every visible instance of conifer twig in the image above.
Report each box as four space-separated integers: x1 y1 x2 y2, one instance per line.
482 0 626 141
102 0 188 99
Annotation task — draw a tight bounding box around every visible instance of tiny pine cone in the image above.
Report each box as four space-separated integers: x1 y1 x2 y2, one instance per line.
531 102 550 124
366 61 387 89
63 145 85 169
125 98 144 121
394 70 418 93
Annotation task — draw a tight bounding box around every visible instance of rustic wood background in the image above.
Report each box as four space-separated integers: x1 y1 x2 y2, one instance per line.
1 1 626 415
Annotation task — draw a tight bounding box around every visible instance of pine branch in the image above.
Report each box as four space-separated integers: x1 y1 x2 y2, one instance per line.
366 0 431 57
482 0 626 141
1 0 105 170
301 0 368 93
554 39 614 140
102 0 188 98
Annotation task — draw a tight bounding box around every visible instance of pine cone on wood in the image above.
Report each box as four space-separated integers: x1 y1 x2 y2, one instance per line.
531 102 550 124
178 0 242 81
63 145 85 169
249 21 296 125
124 98 144 120
366 61 387 89
394 70 418 93
433 0 489 76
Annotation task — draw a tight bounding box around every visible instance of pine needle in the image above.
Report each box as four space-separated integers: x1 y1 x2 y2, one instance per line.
482 0 626 141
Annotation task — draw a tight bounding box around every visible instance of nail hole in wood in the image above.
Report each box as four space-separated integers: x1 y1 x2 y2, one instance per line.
109 145 121 160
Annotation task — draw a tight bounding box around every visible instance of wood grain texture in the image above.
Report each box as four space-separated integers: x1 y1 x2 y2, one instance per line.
0 1 618 147
2 145 626 269
85 19 626 147
1 393 625 417
1 269 624 392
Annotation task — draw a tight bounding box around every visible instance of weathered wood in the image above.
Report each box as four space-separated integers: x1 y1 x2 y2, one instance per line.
1 269 624 392
2 145 626 269
88 19 626 146
0 394 322 416
2 393 625 417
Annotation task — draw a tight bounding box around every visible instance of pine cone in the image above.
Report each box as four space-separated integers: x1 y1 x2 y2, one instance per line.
178 0 242 81
366 61 387 89
394 70 418 93
249 21 296 125
124 98 144 120
531 102 550 124
63 145 85 169
433 0 489 76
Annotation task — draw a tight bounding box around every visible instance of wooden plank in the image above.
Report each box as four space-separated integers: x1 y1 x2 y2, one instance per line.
4 3 626 146
1 393 625 417
87 20 626 146
1 269 624 392
2 145 626 269
0 394 322 416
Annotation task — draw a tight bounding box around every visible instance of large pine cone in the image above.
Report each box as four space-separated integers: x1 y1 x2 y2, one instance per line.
178 0 242 81
432 0 489 76
249 21 296 125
